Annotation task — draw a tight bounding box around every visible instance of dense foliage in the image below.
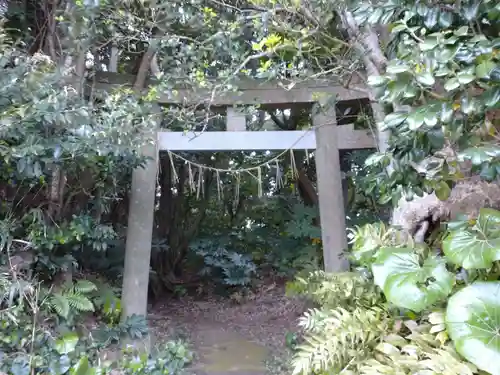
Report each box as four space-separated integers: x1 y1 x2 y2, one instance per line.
360 0 500 202
286 0 500 374
0 268 192 375
289 209 500 375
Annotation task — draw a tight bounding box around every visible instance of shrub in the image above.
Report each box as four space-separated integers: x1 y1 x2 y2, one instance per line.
191 238 256 286
0 269 191 375
291 208 500 375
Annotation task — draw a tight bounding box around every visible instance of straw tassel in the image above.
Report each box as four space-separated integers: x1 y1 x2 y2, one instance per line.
289 150 298 179
234 172 240 210
216 170 222 200
196 166 202 199
188 163 195 193
168 151 179 183
257 167 262 197
275 160 282 189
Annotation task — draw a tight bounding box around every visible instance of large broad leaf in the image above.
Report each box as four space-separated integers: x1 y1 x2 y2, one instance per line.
446 282 500 375
71 356 95 375
459 146 500 166
55 332 79 355
372 248 455 312
443 208 500 269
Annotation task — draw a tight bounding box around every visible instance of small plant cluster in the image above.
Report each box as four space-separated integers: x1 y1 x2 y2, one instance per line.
289 208 500 375
192 200 325 288
191 238 257 287
0 270 192 375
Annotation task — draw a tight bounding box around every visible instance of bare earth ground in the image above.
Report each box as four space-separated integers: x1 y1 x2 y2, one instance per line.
148 282 308 375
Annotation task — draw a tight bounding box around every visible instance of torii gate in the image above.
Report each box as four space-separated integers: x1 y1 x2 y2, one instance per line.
91 73 376 315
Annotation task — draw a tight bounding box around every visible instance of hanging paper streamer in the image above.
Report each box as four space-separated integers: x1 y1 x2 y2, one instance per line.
196 166 203 199
234 172 240 210
167 151 179 183
188 163 195 193
200 167 205 197
216 170 222 200
275 160 283 189
257 167 262 197
162 124 317 200
289 150 298 179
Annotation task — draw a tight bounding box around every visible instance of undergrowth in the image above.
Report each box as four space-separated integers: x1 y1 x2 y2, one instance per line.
287 210 500 375
0 263 193 375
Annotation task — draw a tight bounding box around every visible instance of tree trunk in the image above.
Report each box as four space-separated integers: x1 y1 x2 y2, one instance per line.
341 11 391 154
121 44 160 331
297 168 318 206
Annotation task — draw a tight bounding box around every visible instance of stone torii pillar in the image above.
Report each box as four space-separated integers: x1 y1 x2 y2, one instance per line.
313 103 349 272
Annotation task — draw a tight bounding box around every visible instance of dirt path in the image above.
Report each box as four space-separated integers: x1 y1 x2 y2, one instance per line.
148 283 307 375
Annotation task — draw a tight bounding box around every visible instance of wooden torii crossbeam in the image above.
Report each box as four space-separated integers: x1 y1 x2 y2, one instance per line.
157 124 374 151
93 73 376 272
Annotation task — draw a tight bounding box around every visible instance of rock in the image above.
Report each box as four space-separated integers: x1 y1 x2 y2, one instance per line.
391 177 500 243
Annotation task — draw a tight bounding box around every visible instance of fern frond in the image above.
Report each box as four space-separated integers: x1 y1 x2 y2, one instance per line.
292 307 390 375
73 279 97 294
359 332 477 375
49 293 70 319
287 270 383 310
65 292 94 312
298 308 331 333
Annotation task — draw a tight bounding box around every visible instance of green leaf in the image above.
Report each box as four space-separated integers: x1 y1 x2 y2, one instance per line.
443 208 500 269
372 248 454 312
71 356 95 375
420 38 438 51
74 280 97 293
446 282 500 375
55 332 79 355
445 36 458 45
484 88 500 108
444 77 460 91
386 62 410 74
424 112 438 126
50 354 71 375
11 357 29 375
457 71 475 84
436 47 457 63
480 163 497 181
454 26 469 36
407 110 426 130
476 60 497 79
460 95 478 115
391 24 407 34
476 208 500 230
416 71 435 86
367 75 388 87
17 158 27 174
459 146 500 166
440 103 454 123
435 180 451 200
383 112 407 128
416 3 428 16
491 67 500 83
427 129 445 148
